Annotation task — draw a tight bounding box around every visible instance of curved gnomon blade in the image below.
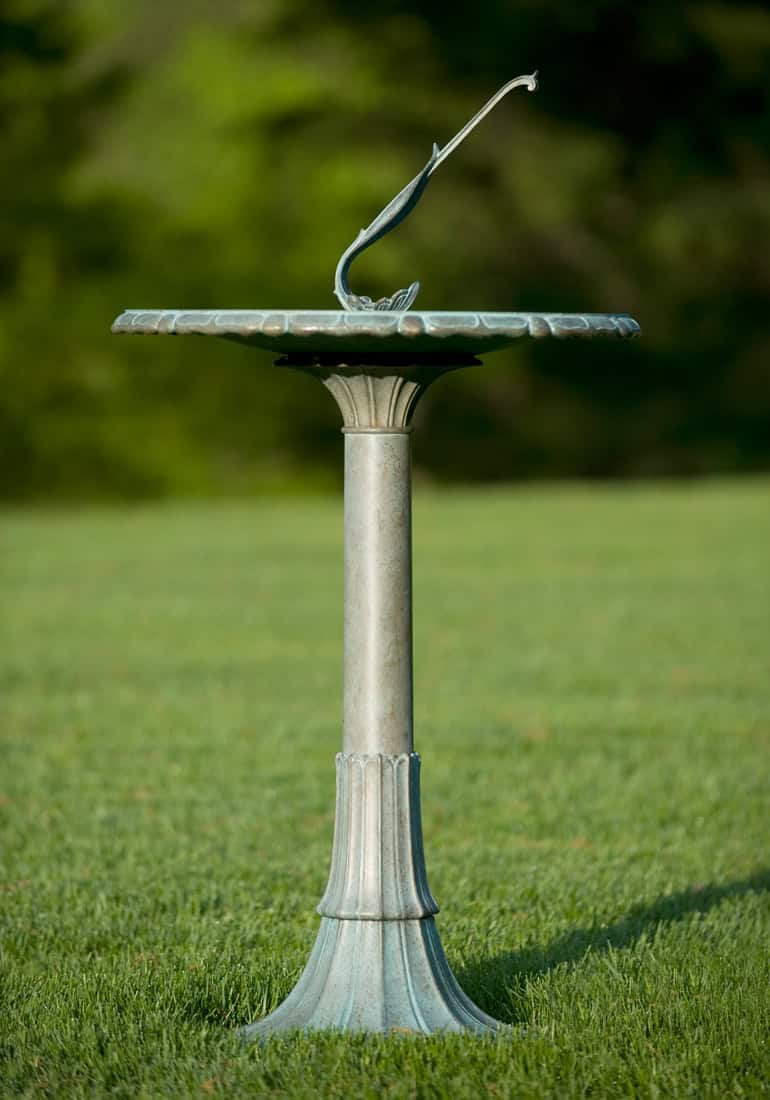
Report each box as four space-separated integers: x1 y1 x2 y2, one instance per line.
333 72 538 313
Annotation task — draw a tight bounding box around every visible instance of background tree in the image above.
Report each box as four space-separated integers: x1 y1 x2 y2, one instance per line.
1 0 769 498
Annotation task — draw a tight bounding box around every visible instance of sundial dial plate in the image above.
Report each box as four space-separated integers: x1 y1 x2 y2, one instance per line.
113 308 640 356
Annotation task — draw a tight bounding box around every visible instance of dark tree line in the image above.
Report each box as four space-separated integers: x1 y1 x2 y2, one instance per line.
2 0 769 498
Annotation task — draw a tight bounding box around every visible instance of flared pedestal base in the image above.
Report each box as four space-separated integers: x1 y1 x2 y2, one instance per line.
240 752 503 1037
240 916 502 1037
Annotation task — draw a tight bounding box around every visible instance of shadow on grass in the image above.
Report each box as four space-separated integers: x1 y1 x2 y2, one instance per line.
186 871 769 1031
456 869 770 1024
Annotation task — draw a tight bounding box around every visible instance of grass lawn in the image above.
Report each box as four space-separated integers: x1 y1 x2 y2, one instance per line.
1 479 768 1098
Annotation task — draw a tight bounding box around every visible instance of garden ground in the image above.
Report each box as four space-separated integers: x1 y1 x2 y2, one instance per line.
1 480 768 1098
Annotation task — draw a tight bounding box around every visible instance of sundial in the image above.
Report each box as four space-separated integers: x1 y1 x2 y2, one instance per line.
113 73 640 1036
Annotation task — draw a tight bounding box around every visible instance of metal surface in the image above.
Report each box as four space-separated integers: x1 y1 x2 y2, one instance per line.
344 432 413 756
111 308 641 354
317 753 437 921
237 362 508 1035
106 331 638 1032
110 66 642 1037
110 331 642 1039
333 74 538 312
229 361 506 1035
239 913 501 1036
238 752 495 1036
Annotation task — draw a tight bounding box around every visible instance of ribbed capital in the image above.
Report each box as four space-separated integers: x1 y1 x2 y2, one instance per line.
317 753 439 920
322 373 427 430
276 357 478 430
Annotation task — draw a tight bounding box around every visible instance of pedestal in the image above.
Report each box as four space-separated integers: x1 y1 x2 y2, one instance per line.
112 307 640 1036
240 357 501 1036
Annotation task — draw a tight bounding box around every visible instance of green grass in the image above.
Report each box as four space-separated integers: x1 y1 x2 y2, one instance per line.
1 479 768 1099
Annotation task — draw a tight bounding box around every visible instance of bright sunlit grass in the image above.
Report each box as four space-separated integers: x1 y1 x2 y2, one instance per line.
1 480 768 1098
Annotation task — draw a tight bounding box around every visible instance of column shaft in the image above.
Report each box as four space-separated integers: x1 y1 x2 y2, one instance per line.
343 430 413 755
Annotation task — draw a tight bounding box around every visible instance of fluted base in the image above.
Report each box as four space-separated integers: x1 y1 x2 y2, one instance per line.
240 916 502 1037
240 752 502 1037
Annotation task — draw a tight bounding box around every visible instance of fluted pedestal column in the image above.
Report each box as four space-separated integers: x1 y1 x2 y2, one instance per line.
240 357 500 1036
113 305 639 1036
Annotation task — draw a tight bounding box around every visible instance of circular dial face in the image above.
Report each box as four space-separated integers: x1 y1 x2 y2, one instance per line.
112 309 641 356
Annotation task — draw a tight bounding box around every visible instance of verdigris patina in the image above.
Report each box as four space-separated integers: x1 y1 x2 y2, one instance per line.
112 72 640 1036
332 73 538 312
111 308 640 353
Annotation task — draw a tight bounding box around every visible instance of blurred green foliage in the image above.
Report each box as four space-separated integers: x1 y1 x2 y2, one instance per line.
1 0 769 498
